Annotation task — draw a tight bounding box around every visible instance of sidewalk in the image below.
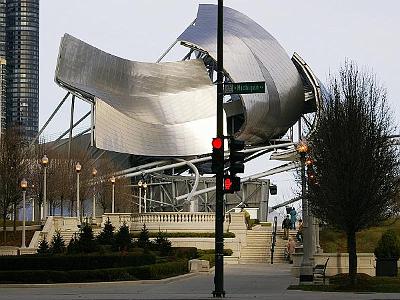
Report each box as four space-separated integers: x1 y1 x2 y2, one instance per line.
0 263 399 299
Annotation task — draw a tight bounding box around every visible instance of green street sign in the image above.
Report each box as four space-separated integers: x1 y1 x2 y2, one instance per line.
224 81 265 95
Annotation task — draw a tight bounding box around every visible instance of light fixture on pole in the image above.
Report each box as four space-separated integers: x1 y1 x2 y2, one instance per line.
296 140 314 282
41 154 48 220
75 162 81 221
143 182 148 213
110 176 116 213
92 168 97 222
20 178 28 248
138 180 142 213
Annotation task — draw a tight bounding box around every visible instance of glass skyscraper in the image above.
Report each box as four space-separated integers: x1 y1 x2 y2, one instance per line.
0 0 39 140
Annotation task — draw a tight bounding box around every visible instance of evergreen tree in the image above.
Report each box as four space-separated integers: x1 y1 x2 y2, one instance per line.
37 238 49 255
77 222 98 253
114 222 132 251
137 224 150 249
50 230 66 254
155 230 172 256
97 217 115 245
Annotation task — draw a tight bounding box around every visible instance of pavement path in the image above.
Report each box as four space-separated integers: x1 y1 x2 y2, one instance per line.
0 264 399 299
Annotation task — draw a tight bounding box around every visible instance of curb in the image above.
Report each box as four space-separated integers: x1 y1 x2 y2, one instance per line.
0 272 202 288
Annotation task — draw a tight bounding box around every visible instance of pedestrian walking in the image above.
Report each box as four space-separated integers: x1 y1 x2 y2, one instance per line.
290 207 297 230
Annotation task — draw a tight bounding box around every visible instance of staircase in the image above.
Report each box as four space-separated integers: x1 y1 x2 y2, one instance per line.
239 227 297 264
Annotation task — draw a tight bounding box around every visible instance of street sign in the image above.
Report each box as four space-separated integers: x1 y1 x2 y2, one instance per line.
224 81 265 95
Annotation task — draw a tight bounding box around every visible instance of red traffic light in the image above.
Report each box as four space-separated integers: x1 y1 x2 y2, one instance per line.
212 137 223 149
224 177 233 190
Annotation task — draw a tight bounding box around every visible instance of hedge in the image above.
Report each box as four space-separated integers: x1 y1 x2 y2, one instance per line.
0 261 188 283
131 232 235 238
0 253 156 271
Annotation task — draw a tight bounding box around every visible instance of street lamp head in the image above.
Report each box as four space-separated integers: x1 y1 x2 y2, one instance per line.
143 182 148 189
41 154 49 166
75 162 82 173
20 178 28 190
92 168 97 177
305 157 313 166
296 140 308 154
110 176 116 184
138 180 143 187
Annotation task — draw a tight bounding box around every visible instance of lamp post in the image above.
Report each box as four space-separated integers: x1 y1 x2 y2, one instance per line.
138 180 142 213
297 140 314 282
75 162 81 221
143 182 148 213
41 154 48 220
21 178 28 248
110 176 116 213
92 168 97 222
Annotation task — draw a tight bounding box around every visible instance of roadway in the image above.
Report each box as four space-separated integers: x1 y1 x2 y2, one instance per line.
0 264 399 299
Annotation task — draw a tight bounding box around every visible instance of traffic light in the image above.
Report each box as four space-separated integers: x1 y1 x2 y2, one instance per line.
269 184 277 195
229 138 245 175
211 137 224 174
223 175 240 194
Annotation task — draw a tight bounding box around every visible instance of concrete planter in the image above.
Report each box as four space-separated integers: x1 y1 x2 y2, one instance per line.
376 258 398 277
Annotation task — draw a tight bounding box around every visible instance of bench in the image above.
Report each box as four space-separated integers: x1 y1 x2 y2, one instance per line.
313 258 329 284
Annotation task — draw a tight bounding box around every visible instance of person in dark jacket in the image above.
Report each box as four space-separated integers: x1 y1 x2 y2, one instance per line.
282 215 291 239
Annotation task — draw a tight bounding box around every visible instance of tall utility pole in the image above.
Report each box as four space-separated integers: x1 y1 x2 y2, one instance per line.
213 0 225 298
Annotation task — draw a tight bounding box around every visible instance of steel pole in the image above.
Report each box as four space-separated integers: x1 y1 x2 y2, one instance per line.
213 0 225 297
111 183 115 213
76 172 80 221
139 188 142 214
43 166 47 220
21 190 26 248
144 189 147 213
299 153 313 282
92 184 96 222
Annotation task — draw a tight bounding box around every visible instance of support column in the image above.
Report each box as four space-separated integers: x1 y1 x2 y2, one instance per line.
259 180 269 222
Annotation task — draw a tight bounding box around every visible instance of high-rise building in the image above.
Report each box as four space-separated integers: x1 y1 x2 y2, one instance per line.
0 0 39 140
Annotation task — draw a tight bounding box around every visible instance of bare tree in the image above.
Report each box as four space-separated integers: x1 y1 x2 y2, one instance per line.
306 61 400 285
0 128 29 240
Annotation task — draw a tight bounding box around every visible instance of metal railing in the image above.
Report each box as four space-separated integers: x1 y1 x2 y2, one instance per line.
270 216 278 264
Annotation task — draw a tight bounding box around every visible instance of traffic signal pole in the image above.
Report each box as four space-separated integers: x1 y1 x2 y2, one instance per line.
213 0 225 297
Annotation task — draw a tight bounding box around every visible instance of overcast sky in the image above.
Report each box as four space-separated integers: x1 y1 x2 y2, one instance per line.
39 0 400 208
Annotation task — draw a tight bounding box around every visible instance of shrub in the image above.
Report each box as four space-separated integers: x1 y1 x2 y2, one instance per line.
37 238 49 255
114 223 132 251
0 253 157 271
50 231 66 254
374 230 400 259
0 261 188 283
136 224 150 249
67 236 80 254
131 232 235 238
97 217 115 245
154 231 172 256
172 247 198 260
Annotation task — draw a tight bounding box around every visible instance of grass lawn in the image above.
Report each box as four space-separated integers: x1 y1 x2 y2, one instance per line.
319 218 400 253
288 273 400 293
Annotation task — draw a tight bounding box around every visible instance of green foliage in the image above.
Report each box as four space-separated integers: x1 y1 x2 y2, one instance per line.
37 238 49 255
97 217 115 245
77 223 98 253
171 247 198 260
0 253 157 271
50 231 66 254
114 223 132 251
154 231 172 256
374 230 400 259
131 231 235 238
67 236 79 254
0 261 187 283
136 224 150 249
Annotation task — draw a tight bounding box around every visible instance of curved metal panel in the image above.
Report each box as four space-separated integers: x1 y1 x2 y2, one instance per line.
56 34 219 156
178 4 305 144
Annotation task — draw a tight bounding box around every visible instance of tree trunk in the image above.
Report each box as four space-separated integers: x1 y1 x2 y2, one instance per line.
13 203 17 233
347 230 357 285
2 214 7 242
60 196 64 217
